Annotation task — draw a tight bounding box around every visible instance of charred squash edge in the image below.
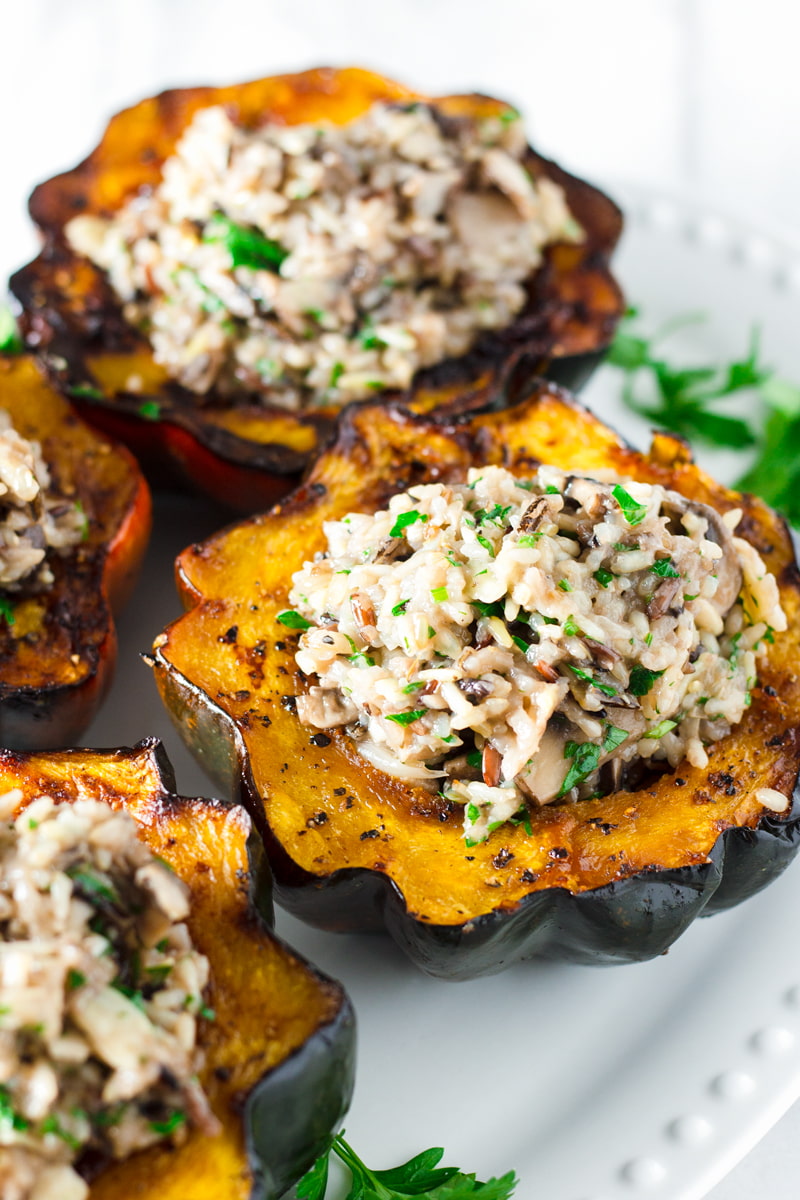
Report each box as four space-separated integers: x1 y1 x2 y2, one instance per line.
11 65 623 512
149 377 800 979
0 355 151 749
1 736 356 1199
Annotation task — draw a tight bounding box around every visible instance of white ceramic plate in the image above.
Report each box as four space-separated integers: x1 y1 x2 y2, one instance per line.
82 187 800 1200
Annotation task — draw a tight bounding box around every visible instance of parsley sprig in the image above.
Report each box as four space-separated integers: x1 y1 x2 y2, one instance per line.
609 306 800 528
609 309 767 449
297 1132 517 1200
736 376 800 527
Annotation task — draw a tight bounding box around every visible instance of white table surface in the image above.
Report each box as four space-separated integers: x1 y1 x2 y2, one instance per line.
4 4 800 1195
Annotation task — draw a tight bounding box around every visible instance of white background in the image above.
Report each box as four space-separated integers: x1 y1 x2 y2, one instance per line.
2 3 800 1197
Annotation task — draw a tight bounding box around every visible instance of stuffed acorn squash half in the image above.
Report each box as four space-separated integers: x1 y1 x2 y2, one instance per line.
12 66 622 512
0 737 355 1199
150 376 800 980
0 355 150 748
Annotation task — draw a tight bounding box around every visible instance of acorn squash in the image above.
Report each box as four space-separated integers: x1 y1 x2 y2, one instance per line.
149 376 800 979
0 355 150 748
1 736 355 1198
11 66 623 513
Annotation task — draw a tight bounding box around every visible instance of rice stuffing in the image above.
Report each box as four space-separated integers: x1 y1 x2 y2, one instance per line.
0 795 218 1200
65 100 581 409
0 411 84 594
285 466 786 845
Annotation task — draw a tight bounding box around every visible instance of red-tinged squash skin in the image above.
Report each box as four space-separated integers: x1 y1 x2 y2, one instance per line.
11 66 623 513
149 380 800 979
0 355 151 748
1 738 355 1199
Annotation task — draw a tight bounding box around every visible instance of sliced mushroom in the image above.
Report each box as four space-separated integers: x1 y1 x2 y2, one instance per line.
515 726 571 804
295 685 358 729
661 490 742 614
457 678 491 704
518 495 550 534
647 575 683 620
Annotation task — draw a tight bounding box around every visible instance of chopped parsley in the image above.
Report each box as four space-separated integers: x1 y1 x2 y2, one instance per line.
203 213 288 272
557 579 572 592
0 595 15 626
391 600 409 616
517 533 543 548
430 586 449 603
476 534 495 557
67 866 118 904
558 741 601 797
348 651 375 667
567 665 617 698
277 609 313 630
474 503 512 526
644 718 678 739
138 400 161 421
651 558 680 578
628 665 666 696
612 484 648 526
562 615 582 637
386 709 427 726
593 567 614 588
149 1110 187 1136
389 510 428 539
601 724 628 754
0 307 23 354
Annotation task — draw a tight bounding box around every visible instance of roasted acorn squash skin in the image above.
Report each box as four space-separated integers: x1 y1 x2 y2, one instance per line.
11 66 623 513
1 737 355 1199
0 355 150 748
150 378 800 979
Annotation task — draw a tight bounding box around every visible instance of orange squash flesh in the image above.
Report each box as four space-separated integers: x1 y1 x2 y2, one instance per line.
12 67 623 512
1 739 355 1198
0 356 151 747
150 382 800 975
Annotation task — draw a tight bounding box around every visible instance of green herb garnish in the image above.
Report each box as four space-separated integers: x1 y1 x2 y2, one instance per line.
297 1131 518 1200
390 510 428 539
386 709 427 726
67 866 118 904
567 665 617 697
601 724 628 754
203 213 288 272
628 665 666 696
430 586 449 603
276 609 313 630
651 558 680 578
593 568 614 588
517 533 542 548
138 400 162 421
392 600 409 616
612 484 648 526
0 595 15 626
149 1110 187 1136
476 534 495 557
0 307 23 354
644 718 678 739
609 310 765 449
558 741 601 797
